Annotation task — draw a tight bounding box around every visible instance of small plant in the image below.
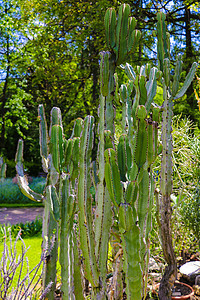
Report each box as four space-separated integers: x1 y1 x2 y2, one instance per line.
0 227 52 299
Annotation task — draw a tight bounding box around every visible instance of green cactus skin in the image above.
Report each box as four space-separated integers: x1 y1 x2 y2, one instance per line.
157 12 169 72
15 139 44 202
60 176 81 299
134 106 148 170
172 54 182 97
73 230 85 300
174 61 198 100
147 121 154 167
0 160 6 182
117 135 132 182
104 54 160 299
38 104 48 172
43 211 59 300
78 116 99 287
119 205 142 300
105 148 123 207
100 51 110 97
94 93 105 257
50 125 64 174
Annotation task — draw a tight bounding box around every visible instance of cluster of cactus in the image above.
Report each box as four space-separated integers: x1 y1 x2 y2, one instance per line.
14 4 198 300
0 157 6 182
104 3 141 66
156 12 198 299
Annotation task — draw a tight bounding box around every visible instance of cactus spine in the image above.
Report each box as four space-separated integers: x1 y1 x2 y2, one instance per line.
157 12 198 299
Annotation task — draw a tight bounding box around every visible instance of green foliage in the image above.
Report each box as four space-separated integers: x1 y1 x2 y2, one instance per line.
0 217 43 239
0 177 46 204
171 117 200 245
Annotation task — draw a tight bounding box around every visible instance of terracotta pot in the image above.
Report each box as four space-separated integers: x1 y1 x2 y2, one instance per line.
171 281 194 300
155 281 194 300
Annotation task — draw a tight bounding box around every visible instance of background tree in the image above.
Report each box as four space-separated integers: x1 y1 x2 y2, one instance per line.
0 0 199 175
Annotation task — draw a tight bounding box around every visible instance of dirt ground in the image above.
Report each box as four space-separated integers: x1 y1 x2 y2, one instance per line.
0 207 44 225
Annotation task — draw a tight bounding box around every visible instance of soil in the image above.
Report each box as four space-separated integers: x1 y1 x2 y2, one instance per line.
172 282 193 297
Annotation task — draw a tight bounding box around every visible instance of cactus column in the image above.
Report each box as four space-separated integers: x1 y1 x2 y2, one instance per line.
157 12 198 299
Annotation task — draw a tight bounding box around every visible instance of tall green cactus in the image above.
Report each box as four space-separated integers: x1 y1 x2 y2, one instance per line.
104 65 160 299
0 157 6 182
14 5 198 300
16 106 84 300
157 12 198 299
104 4 141 135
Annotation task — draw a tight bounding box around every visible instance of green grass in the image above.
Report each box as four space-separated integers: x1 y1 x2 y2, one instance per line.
0 235 43 293
0 203 44 208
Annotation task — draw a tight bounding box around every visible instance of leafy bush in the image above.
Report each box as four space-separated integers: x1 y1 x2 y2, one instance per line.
12 217 43 238
0 217 43 239
0 177 46 205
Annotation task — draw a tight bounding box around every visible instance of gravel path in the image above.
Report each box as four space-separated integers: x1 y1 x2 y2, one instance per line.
0 207 44 225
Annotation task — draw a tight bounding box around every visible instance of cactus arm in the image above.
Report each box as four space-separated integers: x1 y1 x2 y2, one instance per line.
174 62 198 99
125 63 136 81
73 230 84 300
104 8 116 50
98 188 112 291
78 116 99 286
105 148 123 206
145 67 158 113
38 104 49 172
120 84 127 133
50 107 62 131
137 169 149 264
172 54 182 97
94 53 107 257
139 76 147 105
152 107 160 159
117 4 130 65
134 106 148 169
157 12 169 71
105 57 115 135
0 161 6 181
50 125 64 174
0 157 7 181
15 139 44 202
119 205 142 300
147 121 154 167
117 135 132 182
94 92 105 257
59 176 75 299
43 211 59 300
143 169 154 299
46 185 60 222
71 117 83 138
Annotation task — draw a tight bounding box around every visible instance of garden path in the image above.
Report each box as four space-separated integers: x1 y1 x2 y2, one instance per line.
0 207 44 225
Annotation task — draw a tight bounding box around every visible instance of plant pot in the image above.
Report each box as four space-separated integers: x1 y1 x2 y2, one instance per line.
171 281 194 300
155 281 194 300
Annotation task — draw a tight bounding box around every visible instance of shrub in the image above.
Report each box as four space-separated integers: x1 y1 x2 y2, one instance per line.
0 177 46 205
0 217 43 239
